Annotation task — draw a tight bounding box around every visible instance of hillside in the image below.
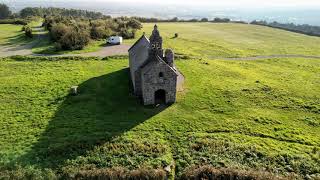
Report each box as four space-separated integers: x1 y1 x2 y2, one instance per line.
128 23 320 58
2 22 320 59
0 55 319 179
32 22 320 57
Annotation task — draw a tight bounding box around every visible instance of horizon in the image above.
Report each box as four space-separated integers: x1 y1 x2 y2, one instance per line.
1 0 320 25
3 0 320 8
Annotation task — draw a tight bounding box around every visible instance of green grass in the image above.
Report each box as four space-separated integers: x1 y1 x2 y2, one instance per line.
2 22 320 58
0 56 319 178
0 24 33 46
0 19 44 48
126 23 320 58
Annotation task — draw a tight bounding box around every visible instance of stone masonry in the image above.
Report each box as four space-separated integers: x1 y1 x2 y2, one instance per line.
128 25 184 105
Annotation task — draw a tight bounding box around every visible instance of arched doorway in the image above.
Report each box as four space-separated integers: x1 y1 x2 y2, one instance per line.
154 89 166 104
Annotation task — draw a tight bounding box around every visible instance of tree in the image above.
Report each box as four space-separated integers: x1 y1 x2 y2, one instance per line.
50 23 71 42
58 30 90 50
170 17 179 22
119 28 136 39
127 19 142 30
90 26 113 39
20 7 104 19
213 17 230 23
201 18 208 22
20 7 40 18
0 4 11 19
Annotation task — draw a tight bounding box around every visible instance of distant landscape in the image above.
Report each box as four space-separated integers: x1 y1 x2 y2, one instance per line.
4 0 320 25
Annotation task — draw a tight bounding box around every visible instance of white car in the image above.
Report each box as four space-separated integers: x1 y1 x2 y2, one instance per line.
107 36 123 45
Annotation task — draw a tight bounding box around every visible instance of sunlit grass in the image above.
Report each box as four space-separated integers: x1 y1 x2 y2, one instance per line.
0 56 319 178
125 23 320 58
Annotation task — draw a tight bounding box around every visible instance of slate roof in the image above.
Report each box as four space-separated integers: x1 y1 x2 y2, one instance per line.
128 34 150 52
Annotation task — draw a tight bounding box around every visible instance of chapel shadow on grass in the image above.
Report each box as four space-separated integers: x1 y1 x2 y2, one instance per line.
18 68 168 169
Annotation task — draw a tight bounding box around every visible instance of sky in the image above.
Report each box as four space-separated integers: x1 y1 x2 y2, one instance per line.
2 0 320 25
77 0 320 8
3 0 320 9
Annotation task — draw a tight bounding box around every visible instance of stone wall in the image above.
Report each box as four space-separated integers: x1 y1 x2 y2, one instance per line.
128 36 150 91
141 60 177 105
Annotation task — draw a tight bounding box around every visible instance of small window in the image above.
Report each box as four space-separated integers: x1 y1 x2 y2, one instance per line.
159 72 164 78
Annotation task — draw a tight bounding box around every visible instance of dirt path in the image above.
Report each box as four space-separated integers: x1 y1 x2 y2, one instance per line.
0 24 44 57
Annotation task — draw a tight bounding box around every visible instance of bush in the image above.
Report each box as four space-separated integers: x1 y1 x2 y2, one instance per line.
58 30 90 50
24 26 33 38
90 26 113 40
50 23 71 42
181 166 284 180
21 25 26 32
127 19 142 29
67 167 167 180
119 28 136 39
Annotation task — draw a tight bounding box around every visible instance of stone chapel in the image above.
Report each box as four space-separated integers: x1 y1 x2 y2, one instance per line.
128 25 184 105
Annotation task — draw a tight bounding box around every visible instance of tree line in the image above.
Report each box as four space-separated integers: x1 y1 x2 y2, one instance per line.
132 16 241 23
20 7 105 19
250 20 320 37
0 3 29 25
0 4 105 20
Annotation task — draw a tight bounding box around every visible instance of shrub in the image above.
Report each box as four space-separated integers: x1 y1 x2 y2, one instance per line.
50 23 71 42
119 28 136 39
24 26 33 38
58 29 90 50
181 166 286 180
21 25 26 31
90 26 113 40
67 167 167 180
127 19 142 29
76 21 90 31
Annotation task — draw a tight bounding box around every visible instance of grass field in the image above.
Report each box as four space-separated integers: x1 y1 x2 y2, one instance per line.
127 23 320 58
0 56 319 179
0 24 33 46
3 22 320 58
